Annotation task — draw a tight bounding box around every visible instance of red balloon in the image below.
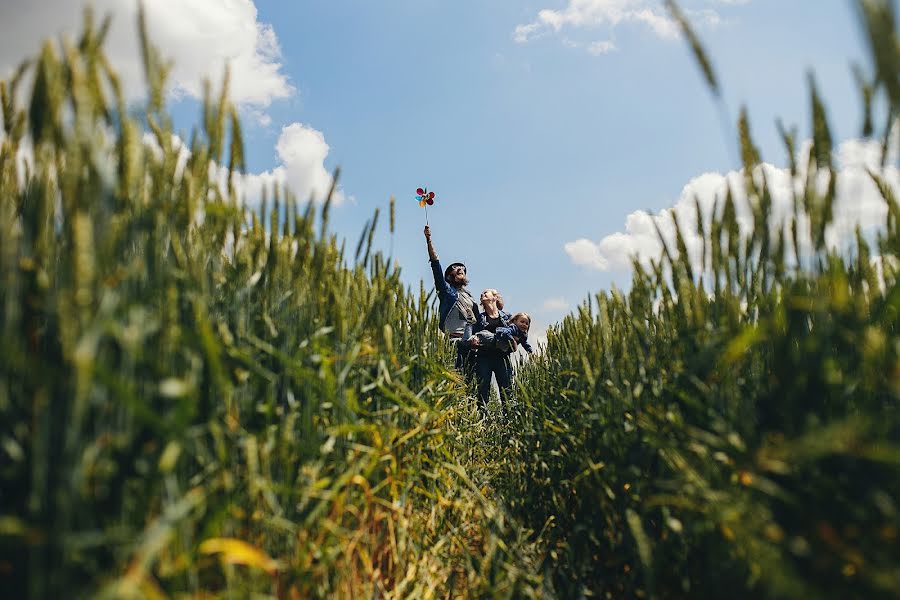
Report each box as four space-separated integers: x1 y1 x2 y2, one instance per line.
428 191 435 199
416 187 425 196
427 198 434 205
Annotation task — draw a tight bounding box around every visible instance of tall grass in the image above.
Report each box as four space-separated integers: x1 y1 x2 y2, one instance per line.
4 3 900 599
0 9 543 598
497 1 900 597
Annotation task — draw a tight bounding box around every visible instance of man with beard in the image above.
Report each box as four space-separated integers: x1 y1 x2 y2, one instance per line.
424 225 480 382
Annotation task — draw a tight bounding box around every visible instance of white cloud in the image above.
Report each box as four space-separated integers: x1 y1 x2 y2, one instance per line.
5 113 338 211
514 0 729 51
513 22 544 44
541 296 570 312
142 131 190 178
588 40 618 55
565 138 900 273
0 0 293 108
0 2 344 210
4 120 341 218
514 0 674 45
630 8 680 39
565 238 611 270
238 122 344 206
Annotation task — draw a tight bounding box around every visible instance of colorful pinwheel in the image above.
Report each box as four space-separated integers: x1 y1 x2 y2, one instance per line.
416 187 435 207
416 186 435 225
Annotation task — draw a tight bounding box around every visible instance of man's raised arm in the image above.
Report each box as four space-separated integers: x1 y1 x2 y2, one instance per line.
424 226 438 262
424 226 450 298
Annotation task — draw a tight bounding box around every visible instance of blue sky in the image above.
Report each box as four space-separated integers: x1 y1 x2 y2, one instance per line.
0 0 883 340
244 0 871 336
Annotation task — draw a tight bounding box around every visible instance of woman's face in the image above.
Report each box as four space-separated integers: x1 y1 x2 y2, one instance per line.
480 290 496 308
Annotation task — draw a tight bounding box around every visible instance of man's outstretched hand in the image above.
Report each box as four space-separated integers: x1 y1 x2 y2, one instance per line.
424 225 438 261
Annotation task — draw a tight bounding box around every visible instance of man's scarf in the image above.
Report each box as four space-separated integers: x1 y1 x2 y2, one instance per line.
455 287 477 324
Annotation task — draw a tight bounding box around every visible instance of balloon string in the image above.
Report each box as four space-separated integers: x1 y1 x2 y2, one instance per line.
425 204 430 226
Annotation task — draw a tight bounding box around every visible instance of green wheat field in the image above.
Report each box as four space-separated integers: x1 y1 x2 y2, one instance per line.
2 2 900 598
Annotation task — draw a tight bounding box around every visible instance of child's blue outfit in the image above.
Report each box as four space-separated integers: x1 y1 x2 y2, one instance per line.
465 319 533 354
492 322 534 354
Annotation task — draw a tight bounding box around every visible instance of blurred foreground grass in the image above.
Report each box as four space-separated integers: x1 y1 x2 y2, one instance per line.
0 8 543 599
3 2 900 599
499 1 900 598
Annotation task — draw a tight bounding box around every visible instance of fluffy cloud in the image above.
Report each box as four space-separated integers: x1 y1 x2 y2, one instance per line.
514 0 726 50
541 297 571 312
564 238 611 270
0 2 342 208
514 0 674 44
238 123 344 206
8 120 340 208
565 138 900 273
0 0 293 108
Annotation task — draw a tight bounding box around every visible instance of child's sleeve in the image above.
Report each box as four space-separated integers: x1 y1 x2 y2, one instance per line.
493 325 517 347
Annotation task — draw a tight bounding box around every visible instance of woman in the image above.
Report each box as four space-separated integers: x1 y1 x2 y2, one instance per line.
470 289 516 414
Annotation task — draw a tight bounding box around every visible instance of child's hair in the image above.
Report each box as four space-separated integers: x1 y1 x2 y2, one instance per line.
511 312 531 325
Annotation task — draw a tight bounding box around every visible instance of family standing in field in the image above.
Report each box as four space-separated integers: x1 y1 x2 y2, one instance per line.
424 226 533 414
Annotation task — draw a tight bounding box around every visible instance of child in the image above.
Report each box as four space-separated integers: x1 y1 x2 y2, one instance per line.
466 312 534 354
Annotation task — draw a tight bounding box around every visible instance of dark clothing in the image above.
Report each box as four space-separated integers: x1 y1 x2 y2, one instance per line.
476 351 513 411
473 310 512 335
483 314 504 334
473 310 514 410
454 342 477 386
